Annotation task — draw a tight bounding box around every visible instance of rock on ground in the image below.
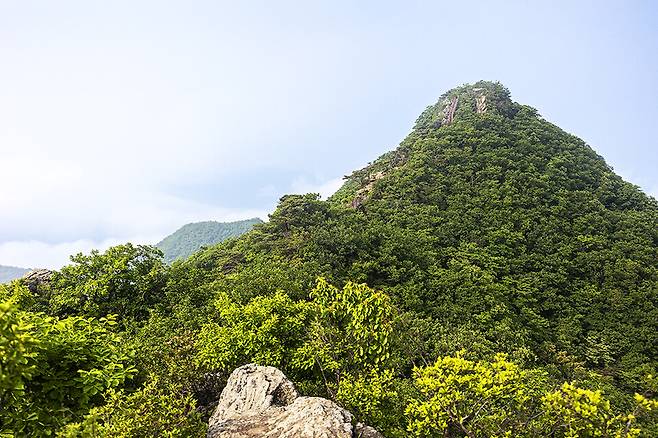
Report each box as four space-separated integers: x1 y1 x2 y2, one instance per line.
207 364 384 438
22 269 53 293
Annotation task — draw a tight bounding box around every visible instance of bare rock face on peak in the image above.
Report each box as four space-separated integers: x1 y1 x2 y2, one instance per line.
207 364 384 438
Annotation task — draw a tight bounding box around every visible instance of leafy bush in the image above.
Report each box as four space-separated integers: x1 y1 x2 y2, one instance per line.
196 291 313 372
406 352 546 437
0 299 38 408
406 353 657 437
49 244 167 325
0 299 136 436
58 378 205 438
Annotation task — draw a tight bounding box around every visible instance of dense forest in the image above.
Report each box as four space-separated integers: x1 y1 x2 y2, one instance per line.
1 81 657 437
156 218 263 264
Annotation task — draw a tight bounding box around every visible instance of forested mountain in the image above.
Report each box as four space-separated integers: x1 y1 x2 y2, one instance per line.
0 265 29 283
2 81 657 437
156 218 262 263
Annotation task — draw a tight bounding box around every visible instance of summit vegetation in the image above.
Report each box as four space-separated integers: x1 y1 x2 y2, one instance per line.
1 81 657 437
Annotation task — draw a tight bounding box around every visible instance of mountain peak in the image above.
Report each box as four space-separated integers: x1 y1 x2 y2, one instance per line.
414 81 517 131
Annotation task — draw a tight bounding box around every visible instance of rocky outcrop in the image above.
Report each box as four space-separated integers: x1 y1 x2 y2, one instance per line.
442 95 459 125
351 171 385 209
207 364 384 438
475 93 487 114
21 269 53 293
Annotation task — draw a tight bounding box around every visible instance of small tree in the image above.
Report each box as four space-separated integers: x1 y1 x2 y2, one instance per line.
49 244 167 324
58 378 205 438
295 278 398 382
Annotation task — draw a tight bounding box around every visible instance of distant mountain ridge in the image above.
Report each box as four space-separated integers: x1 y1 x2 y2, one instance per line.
0 265 30 283
156 218 263 263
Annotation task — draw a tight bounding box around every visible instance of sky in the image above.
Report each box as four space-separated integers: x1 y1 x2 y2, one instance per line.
0 0 656 269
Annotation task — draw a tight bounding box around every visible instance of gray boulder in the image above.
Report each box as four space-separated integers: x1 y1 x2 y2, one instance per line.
22 269 53 293
207 364 384 438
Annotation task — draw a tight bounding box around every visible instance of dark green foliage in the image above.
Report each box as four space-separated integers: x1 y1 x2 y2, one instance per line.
48 244 167 325
156 218 262 264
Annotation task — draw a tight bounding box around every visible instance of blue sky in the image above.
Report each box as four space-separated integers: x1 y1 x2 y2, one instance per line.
1 0 656 268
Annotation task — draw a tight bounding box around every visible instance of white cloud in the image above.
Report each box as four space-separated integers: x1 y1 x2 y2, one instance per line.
290 176 344 200
0 237 153 270
0 12 358 258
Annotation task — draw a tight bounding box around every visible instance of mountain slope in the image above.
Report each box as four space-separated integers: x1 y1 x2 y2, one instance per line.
11 81 658 437
156 218 262 263
180 81 657 392
0 265 30 283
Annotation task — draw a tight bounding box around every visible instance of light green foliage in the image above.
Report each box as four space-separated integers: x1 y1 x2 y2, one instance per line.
542 382 641 437
406 353 656 437
304 278 396 372
0 283 39 310
49 244 167 324
195 279 404 433
337 369 397 421
406 352 545 437
301 280 404 434
0 300 136 436
196 279 398 381
196 291 313 371
58 378 205 438
130 317 201 387
336 369 412 438
0 299 37 406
